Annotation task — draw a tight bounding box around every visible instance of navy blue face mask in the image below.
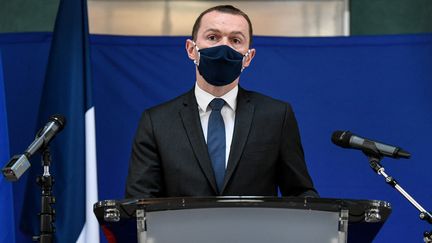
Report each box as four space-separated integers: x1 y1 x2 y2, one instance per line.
194 44 250 86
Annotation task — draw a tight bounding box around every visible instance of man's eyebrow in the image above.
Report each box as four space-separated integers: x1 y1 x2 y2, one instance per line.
203 29 247 39
203 28 222 34
230 31 246 39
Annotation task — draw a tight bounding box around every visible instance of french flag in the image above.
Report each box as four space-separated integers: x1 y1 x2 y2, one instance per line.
20 0 100 242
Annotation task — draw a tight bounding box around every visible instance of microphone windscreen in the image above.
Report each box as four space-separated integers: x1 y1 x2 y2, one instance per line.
331 130 352 148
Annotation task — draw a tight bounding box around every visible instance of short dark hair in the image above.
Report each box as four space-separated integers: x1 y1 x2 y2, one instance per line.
191 5 253 47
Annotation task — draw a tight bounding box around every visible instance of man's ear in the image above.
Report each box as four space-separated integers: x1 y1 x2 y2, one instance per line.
243 48 256 68
186 39 198 61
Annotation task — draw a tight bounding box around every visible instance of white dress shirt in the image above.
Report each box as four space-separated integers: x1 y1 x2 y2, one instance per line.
195 83 237 168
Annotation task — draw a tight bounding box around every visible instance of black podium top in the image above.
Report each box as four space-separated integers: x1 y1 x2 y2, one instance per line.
94 197 391 243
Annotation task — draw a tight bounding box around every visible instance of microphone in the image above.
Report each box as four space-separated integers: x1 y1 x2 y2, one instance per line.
331 130 411 159
2 115 66 181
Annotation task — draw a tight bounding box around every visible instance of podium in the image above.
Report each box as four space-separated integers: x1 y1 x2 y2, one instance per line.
93 197 391 243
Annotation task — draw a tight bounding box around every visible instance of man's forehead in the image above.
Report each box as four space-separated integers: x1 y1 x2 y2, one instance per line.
199 11 249 36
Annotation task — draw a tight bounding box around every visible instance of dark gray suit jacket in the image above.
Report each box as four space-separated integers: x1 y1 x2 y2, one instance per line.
125 87 317 198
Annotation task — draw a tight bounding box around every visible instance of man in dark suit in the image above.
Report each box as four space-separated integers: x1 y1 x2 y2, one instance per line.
125 5 317 198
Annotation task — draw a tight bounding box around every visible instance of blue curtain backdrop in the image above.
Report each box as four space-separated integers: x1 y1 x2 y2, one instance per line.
0 51 16 243
1 33 431 243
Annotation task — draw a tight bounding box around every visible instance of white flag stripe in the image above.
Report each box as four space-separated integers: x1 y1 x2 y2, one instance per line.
77 107 100 243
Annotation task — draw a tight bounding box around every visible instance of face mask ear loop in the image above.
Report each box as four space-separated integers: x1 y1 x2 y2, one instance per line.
241 49 251 72
192 41 200 66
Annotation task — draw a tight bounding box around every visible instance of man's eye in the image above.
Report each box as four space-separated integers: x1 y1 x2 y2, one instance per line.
232 38 242 44
207 35 217 41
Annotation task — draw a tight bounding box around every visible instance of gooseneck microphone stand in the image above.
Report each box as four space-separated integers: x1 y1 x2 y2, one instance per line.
362 142 432 242
32 146 56 243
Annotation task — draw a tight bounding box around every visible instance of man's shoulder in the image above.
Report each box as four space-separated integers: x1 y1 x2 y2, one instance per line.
240 87 292 109
143 87 294 115
145 89 193 115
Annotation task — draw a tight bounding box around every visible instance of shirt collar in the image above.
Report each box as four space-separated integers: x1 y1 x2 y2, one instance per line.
195 83 238 112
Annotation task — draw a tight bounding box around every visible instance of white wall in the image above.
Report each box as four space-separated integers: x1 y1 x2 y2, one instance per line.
88 0 348 36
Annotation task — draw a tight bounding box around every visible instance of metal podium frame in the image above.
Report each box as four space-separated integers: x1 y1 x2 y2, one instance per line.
94 197 391 243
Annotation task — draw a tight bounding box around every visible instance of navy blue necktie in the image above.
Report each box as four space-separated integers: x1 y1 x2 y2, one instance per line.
208 98 226 192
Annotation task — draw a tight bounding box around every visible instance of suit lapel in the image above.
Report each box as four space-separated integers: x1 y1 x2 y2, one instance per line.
222 87 254 193
179 89 219 194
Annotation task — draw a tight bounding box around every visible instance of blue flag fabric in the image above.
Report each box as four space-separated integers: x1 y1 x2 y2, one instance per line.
0 51 16 243
20 0 99 242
